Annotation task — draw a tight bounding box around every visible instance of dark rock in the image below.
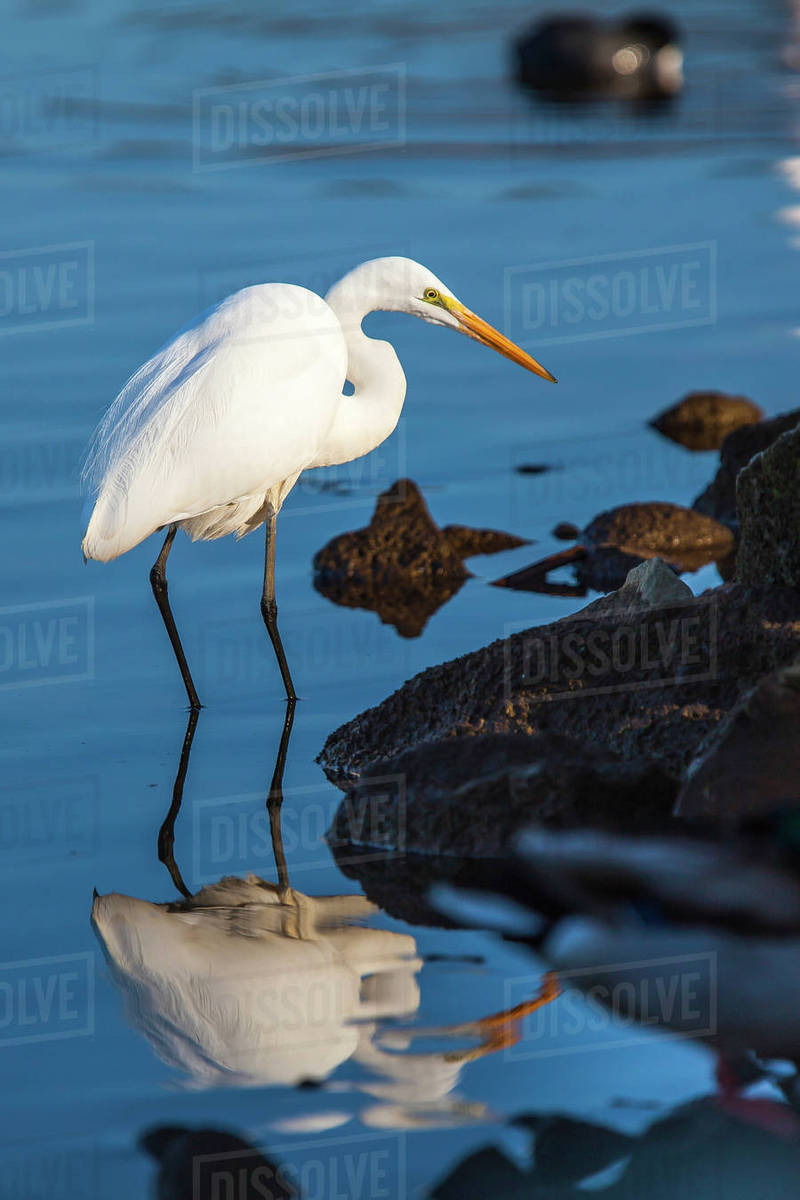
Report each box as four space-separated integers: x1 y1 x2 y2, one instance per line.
494 502 734 593
553 521 580 540
693 408 800 527
676 660 800 820
650 391 763 451
318 582 800 787
312 479 527 637
513 13 683 101
736 426 800 589
579 557 692 617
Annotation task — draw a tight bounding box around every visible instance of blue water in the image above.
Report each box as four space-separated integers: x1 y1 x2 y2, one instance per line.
2 0 799 1194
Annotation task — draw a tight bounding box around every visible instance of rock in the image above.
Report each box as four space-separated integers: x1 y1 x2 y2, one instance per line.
736 426 800 589
693 408 800 526
580 502 734 562
312 479 527 637
580 557 692 617
650 391 763 451
675 660 800 820
513 14 683 101
327 732 678 861
318 582 800 787
494 502 734 593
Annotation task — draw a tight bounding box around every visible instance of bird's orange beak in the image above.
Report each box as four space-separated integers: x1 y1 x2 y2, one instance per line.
448 300 557 383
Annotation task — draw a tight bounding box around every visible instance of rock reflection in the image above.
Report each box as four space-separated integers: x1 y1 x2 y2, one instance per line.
492 502 734 593
140 1125 295 1200
432 1095 800 1198
313 479 528 637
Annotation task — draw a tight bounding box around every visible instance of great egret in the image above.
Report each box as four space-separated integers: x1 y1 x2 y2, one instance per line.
81 256 556 708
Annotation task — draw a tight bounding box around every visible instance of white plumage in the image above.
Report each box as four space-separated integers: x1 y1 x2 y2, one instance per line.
80 255 555 704
81 284 347 561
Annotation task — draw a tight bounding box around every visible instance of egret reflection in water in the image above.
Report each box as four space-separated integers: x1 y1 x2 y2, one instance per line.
92 705 558 1129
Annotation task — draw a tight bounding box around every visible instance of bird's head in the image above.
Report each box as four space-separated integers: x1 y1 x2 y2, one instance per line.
326 257 557 383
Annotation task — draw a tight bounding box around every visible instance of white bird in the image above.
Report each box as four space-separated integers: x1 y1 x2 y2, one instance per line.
81 256 556 708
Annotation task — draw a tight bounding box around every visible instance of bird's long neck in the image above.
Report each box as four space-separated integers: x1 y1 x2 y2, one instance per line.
311 285 407 468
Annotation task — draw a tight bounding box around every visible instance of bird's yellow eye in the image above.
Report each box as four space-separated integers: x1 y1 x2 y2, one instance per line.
423 288 440 302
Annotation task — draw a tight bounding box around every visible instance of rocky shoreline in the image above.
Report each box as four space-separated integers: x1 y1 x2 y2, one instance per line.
319 405 800 883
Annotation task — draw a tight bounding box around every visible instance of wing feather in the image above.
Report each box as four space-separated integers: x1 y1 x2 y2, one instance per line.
82 286 346 560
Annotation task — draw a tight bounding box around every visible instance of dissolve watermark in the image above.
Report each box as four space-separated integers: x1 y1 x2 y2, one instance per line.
0 775 99 866
0 66 98 149
289 427 407 515
508 427 716 518
0 1137 98 1199
0 597 94 691
194 242 415 356
510 65 782 149
0 242 94 335
504 242 716 346
193 63 406 170
505 952 717 1060
192 773 406 882
0 434 84 501
197 599 410 695
0 951 94 1046
196 240 411 313
194 1130 404 1200
503 595 718 702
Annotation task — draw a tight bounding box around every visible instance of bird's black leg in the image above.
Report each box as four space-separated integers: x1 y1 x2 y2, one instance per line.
267 697 296 893
157 705 199 899
150 524 202 711
260 512 297 702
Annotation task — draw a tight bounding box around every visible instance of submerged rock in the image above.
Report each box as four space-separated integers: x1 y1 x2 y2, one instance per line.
327 732 677 861
494 501 734 593
676 659 800 820
319 581 800 787
736 425 800 589
650 390 763 451
693 407 800 527
312 479 527 637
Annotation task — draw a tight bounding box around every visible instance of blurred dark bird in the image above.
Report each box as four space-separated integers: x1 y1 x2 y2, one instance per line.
513 12 684 101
